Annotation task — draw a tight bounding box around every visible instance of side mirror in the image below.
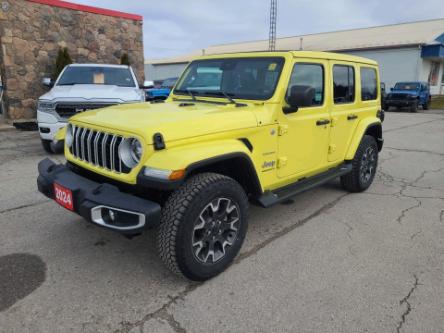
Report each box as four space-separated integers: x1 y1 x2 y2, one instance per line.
285 85 315 113
390 87 393 91
141 80 154 89
42 77 54 88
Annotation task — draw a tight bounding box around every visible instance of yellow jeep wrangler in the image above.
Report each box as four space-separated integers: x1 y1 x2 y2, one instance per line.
37 51 383 280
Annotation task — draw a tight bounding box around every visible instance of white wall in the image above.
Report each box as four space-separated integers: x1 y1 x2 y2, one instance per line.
146 47 444 95
145 63 188 81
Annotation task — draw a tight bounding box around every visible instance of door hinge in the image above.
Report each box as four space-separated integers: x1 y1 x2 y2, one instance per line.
278 125 288 136
328 144 337 154
330 117 338 127
277 157 287 168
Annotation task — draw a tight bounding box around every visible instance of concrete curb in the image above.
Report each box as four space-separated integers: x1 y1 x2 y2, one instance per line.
0 124 16 132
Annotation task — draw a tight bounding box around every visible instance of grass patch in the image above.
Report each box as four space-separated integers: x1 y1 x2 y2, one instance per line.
431 96 444 110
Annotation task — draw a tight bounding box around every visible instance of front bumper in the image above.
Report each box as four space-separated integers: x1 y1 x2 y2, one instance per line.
37 158 161 234
385 99 416 107
37 110 66 140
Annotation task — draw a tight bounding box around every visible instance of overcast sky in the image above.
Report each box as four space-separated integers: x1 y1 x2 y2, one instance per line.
73 0 444 60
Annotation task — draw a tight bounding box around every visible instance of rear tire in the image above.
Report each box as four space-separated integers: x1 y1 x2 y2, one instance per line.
341 135 378 193
423 99 430 110
157 173 249 281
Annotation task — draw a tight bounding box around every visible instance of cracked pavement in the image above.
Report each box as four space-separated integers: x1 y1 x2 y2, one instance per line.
0 111 444 333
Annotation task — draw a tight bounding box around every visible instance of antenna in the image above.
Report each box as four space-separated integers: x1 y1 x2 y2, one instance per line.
269 0 277 51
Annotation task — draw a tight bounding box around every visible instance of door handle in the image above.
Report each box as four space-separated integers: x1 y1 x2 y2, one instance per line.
316 119 330 126
347 114 358 121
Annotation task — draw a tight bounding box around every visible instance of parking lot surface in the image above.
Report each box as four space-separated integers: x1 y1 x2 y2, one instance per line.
0 111 443 333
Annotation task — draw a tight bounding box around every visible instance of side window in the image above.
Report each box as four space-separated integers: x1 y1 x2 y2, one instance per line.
333 65 355 104
360 67 377 101
286 63 324 107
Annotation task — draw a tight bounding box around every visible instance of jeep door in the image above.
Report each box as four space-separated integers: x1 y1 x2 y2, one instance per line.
327 63 379 162
277 59 331 179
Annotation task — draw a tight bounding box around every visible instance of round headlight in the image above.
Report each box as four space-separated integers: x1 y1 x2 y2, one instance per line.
65 124 74 148
118 138 143 168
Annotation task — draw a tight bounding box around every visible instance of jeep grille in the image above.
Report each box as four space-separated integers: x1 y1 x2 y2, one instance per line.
55 103 116 119
69 125 131 174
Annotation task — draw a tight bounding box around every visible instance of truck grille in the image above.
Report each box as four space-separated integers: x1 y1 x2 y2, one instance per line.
55 103 116 119
69 125 131 174
390 94 408 100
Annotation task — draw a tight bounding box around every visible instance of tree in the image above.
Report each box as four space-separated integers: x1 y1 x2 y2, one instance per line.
54 48 72 79
120 53 130 66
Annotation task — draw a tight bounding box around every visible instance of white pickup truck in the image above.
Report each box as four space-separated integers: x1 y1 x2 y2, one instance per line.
37 64 145 153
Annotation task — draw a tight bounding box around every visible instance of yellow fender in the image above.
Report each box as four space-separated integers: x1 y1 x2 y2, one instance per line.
345 117 382 160
144 139 253 172
54 126 66 141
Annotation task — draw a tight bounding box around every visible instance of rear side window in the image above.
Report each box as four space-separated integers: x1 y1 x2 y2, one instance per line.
361 67 377 101
287 63 324 106
333 65 355 104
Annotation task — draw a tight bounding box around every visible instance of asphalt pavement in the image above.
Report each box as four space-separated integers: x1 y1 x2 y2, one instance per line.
0 110 443 333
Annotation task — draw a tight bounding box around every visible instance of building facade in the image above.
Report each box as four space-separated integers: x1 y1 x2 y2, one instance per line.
0 0 144 121
145 19 444 95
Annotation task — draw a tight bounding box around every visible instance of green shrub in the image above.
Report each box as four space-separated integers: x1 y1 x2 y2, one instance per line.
54 48 72 79
120 53 130 66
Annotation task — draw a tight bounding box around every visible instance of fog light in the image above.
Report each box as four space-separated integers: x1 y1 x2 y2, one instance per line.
90 206 146 230
102 208 117 224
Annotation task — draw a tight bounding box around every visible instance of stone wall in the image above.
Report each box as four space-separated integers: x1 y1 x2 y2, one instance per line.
0 0 144 120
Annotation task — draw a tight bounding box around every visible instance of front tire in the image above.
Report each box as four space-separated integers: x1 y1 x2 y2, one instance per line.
157 173 249 281
41 139 64 154
341 135 378 193
41 139 53 153
410 100 418 113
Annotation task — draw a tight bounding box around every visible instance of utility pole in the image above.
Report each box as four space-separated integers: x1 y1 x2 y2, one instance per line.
269 0 277 51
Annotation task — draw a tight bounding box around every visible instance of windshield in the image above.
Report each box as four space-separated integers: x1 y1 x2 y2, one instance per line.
174 57 285 100
161 78 178 88
57 66 136 87
394 82 419 91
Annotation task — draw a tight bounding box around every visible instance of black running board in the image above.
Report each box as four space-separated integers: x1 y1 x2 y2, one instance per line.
256 163 352 208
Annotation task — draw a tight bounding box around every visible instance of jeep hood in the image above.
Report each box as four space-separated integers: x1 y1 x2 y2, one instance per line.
390 90 418 96
70 101 259 144
40 84 142 102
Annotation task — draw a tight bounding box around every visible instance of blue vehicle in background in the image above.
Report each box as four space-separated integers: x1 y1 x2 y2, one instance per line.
385 81 431 112
145 77 178 101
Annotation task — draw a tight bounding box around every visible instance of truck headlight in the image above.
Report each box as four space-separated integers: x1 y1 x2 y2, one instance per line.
118 138 143 168
65 124 74 148
37 101 55 112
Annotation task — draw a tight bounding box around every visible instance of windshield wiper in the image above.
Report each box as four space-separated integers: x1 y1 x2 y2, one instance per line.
175 89 197 101
187 89 197 101
203 91 247 107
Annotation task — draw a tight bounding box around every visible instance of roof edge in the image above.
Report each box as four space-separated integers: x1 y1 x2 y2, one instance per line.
26 0 143 21
207 17 444 48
